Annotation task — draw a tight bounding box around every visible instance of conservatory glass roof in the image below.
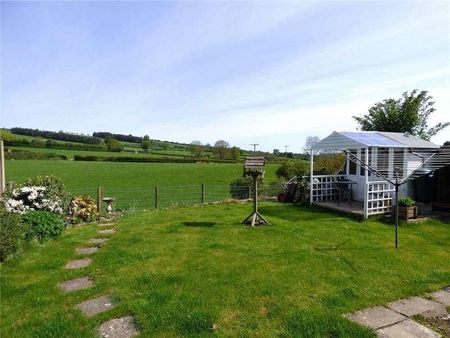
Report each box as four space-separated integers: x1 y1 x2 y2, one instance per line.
312 131 439 150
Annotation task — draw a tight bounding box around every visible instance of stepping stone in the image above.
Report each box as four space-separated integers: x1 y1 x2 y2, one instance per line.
65 258 92 269
99 229 115 234
387 296 447 318
345 306 406 329
98 316 139 338
58 276 94 292
76 247 98 255
377 319 441 338
98 223 114 227
76 296 115 317
88 238 109 245
443 286 450 293
430 290 450 306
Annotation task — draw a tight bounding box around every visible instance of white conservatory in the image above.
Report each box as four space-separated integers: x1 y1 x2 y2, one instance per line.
309 131 441 218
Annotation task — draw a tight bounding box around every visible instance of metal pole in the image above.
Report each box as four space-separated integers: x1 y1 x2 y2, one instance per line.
201 183 205 204
155 186 159 209
310 150 314 205
395 168 399 249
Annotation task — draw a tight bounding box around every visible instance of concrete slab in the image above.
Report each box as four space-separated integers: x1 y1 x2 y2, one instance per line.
387 297 447 318
64 258 92 269
98 229 115 234
76 296 115 317
98 223 115 227
98 316 139 338
88 238 109 245
76 247 98 255
430 290 450 307
345 306 407 329
377 319 441 338
58 276 93 292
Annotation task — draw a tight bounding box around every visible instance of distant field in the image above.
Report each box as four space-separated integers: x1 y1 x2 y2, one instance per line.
5 161 280 209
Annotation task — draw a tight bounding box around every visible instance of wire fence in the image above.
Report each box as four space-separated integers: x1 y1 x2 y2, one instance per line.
67 184 284 212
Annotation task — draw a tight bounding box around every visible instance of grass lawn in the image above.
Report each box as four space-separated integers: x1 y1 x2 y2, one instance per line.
5 161 279 209
1 203 449 337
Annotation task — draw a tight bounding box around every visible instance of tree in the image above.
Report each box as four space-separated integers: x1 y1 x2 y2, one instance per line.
231 146 241 161
143 135 150 141
353 90 449 140
190 140 204 158
142 140 151 152
213 140 230 159
0 129 16 142
273 149 280 156
105 137 123 152
303 136 320 154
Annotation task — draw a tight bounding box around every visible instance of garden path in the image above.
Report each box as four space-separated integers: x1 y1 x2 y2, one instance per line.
345 287 450 337
59 220 139 337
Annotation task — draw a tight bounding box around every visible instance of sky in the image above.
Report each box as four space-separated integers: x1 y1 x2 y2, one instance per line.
1 1 449 152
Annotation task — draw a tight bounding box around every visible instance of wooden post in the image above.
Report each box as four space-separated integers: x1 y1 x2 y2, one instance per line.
201 183 205 204
97 187 103 215
0 140 5 194
155 186 159 209
310 150 314 205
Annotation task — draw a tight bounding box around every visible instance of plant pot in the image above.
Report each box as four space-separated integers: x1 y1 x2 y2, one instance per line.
398 206 417 220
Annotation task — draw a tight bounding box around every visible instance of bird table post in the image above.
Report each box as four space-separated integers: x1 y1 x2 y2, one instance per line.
242 157 270 227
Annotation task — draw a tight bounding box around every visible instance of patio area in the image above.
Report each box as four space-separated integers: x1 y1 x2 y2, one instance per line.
314 200 364 217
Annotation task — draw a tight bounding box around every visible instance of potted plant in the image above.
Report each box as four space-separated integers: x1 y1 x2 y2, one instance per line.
397 196 417 220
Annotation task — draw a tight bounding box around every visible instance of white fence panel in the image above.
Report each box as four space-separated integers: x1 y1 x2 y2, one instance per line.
311 175 346 202
365 181 395 217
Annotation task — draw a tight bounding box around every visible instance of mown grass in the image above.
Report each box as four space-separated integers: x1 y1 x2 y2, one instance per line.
5 161 279 209
2 203 449 337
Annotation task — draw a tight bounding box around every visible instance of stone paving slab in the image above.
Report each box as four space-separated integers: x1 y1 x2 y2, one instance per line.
99 229 116 234
429 290 450 307
64 258 93 269
98 316 139 338
98 223 115 227
76 247 99 255
443 286 450 293
88 238 109 245
76 296 115 317
345 306 407 329
58 276 94 292
376 319 441 338
387 297 447 318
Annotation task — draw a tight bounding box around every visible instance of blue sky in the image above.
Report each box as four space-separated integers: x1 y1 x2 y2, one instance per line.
1 1 449 152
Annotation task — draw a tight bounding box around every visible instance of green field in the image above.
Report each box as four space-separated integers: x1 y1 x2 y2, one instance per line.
1 203 449 337
5 161 280 209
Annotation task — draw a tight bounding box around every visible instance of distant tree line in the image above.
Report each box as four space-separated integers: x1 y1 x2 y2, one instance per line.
93 132 142 144
11 127 102 144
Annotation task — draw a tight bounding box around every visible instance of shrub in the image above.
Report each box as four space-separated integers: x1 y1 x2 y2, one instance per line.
68 195 98 223
276 160 309 180
230 178 251 199
2 176 70 214
4 149 68 160
22 211 65 240
0 207 25 262
398 196 415 207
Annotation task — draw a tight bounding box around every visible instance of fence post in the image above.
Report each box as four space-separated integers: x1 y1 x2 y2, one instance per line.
201 183 205 203
155 186 159 209
97 187 103 215
7 181 14 191
248 185 251 199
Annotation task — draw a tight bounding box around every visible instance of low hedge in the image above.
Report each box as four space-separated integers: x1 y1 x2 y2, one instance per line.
5 149 68 160
73 155 238 164
0 208 25 262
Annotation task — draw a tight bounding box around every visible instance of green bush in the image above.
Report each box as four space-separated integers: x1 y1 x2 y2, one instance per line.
23 175 70 211
22 211 65 240
229 177 251 199
398 196 415 207
276 160 309 180
0 208 25 262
